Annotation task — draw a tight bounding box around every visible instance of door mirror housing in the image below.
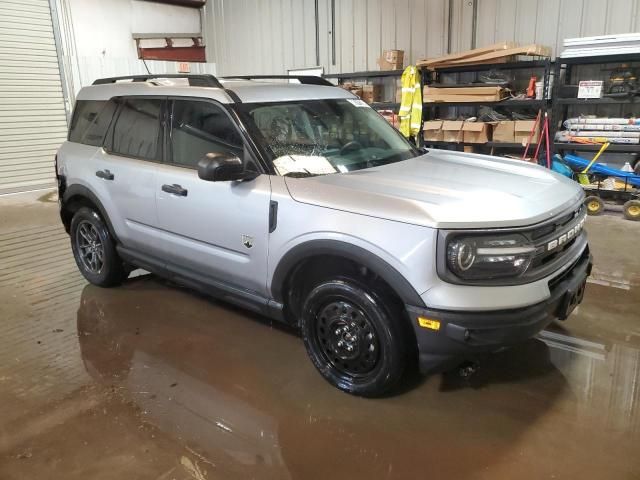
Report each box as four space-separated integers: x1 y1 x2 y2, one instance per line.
197 153 247 182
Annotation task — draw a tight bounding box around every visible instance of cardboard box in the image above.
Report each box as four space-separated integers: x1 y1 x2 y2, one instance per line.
492 121 516 143
377 49 404 70
462 122 491 143
423 85 505 103
361 84 383 104
441 120 464 143
426 86 503 95
423 120 444 141
514 120 539 144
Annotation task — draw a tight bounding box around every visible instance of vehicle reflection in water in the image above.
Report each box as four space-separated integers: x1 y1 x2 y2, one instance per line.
76 275 640 479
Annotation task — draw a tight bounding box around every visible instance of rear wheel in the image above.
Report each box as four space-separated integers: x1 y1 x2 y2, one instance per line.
623 199 640 221
584 195 604 216
70 207 127 287
300 278 407 397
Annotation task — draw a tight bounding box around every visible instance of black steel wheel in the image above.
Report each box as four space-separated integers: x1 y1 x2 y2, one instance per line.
70 207 127 287
301 278 407 397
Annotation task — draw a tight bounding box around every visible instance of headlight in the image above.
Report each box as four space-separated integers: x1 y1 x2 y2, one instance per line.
446 234 536 280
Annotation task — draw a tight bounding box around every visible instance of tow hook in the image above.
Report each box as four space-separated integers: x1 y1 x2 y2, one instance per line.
457 360 479 379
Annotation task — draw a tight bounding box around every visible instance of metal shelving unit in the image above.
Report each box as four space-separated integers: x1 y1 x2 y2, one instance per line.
424 99 545 108
428 140 535 150
421 58 553 153
550 52 640 161
554 143 639 153
323 70 404 112
323 69 404 79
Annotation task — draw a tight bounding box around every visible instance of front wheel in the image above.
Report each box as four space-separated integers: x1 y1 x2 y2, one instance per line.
70 207 127 287
300 279 408 397
623 199 640 221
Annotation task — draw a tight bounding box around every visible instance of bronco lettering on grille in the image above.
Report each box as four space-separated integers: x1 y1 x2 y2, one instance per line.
546 216 586 252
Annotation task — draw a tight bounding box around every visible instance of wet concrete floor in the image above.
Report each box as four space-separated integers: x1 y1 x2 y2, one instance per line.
1 190 639 479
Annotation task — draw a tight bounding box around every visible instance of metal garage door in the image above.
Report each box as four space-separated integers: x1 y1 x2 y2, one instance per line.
0 0 68 195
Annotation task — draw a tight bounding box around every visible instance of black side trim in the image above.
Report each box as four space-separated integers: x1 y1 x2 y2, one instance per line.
268 201 278 233
61 184 119 243
270 240 426 307
117 246 285 322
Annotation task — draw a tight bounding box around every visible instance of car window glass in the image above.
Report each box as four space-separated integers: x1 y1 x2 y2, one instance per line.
239 99 417 176
110 98 162 161
170 100 243 168
69 100 117 146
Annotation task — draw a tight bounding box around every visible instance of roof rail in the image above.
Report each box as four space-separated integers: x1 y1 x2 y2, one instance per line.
221 75 334 86
92 74 223 88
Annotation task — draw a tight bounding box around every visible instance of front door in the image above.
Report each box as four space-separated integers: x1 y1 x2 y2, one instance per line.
155 99 272 297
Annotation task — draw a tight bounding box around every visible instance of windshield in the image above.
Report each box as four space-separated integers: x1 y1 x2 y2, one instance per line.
237 98 419 176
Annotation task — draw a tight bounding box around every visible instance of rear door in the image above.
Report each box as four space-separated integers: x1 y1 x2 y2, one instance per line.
155 98 272 296
97 96 165 257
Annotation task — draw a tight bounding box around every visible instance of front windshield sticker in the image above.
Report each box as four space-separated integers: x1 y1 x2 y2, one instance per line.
346 99 370 108
273 155 338 176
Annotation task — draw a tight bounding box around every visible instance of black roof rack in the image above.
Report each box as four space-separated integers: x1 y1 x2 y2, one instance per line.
92 74 223 88
221 75 334 86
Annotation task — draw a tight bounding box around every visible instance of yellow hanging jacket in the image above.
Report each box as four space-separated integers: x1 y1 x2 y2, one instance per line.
399 65 422 139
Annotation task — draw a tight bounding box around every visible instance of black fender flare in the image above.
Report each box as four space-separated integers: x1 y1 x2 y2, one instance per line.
61 184 120 243
270 239 426 308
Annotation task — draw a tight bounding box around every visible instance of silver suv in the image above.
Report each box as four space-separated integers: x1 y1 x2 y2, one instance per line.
57 74 592 396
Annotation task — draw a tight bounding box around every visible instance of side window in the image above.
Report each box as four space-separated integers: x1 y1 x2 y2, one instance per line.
170 100 244 168
69 100 117 146
109 98 163 161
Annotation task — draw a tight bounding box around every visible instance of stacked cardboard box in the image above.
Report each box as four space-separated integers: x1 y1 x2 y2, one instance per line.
423 120 537 144
493 120 539 144
462 122 491 143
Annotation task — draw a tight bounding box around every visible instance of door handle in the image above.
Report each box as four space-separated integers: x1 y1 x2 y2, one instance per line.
95 169 114 180
162 183 188 196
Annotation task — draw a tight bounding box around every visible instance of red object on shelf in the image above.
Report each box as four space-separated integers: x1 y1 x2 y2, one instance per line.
138 46 205 62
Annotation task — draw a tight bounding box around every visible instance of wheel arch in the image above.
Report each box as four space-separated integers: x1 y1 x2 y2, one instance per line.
61 184 120 243
271 239 426 311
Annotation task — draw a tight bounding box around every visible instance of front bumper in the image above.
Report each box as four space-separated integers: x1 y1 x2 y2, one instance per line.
406 248 593 374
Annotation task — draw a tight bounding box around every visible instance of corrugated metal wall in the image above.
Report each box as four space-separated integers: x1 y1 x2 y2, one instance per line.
203 0 449 75
0 0 68 195
473 0 640 57
204 0 640 75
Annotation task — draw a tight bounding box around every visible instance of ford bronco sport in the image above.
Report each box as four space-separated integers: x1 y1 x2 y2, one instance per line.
57 74 592 396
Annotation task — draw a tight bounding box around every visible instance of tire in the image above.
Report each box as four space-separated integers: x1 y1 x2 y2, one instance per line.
70 207 127 287
623 199 640 221
300 278 408 397
584 195 604 216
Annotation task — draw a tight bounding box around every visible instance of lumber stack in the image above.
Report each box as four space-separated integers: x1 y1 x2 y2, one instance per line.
417 42 551 70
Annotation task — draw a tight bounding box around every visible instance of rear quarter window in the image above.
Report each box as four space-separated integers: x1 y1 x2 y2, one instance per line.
68 100 117 146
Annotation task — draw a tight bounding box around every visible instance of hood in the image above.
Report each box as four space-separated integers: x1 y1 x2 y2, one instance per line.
283 150 584 229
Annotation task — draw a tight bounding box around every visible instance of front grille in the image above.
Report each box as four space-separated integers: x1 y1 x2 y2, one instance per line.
524 205 587 281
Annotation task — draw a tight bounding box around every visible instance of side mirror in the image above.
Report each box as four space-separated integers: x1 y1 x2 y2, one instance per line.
197 153 246 182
